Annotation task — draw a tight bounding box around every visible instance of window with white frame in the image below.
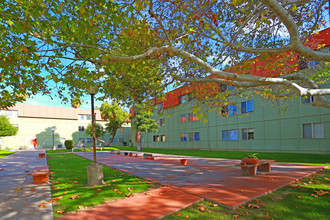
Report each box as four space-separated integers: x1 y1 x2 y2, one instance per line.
303 123 324 139
221 105 237 116
222 129 238 140
78 114 85 120
179 93 194 104
188 113 198 121
161 135 165 142
153 135 160 142
242 128 254 140
2 110 18 117
301 96 313 104
79 138 85 143
241 100 253 113
87 138 92 143
181 133 188 141
78 126 85 132
159 118 165 126
180 114 187 123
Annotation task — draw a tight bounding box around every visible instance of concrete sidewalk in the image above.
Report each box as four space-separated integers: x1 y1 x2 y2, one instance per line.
0 151 53 220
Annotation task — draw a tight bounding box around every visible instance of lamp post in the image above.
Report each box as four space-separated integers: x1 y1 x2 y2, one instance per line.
88 86 98 164
87 86 103 186
51 128 55 150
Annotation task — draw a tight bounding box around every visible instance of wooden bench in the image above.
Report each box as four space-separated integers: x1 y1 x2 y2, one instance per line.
237 160 275 176
32 166 49 184
39 153 46 158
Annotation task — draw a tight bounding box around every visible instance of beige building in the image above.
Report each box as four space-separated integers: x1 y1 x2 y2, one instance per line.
0 104 131 150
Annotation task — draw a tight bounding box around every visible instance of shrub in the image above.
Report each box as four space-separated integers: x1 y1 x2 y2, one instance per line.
64 140 74 150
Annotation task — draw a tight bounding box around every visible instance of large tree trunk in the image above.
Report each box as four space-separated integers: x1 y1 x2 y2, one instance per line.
136 130 142 151
106 133 116 147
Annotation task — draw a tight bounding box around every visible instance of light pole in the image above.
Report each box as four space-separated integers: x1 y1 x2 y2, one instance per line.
87 86 103 186
51 128 55 149
88 86 98 164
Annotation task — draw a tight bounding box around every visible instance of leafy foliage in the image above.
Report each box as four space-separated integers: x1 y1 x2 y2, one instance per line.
85 122 106 138
99 102 130 146
1 0 329 109
64 140 74 150
0 115 18 137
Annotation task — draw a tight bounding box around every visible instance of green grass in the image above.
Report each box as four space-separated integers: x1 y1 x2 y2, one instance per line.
46 146 136 154
164 169 330 220
47 153 153 218
0 150 16 158
140 148 330 166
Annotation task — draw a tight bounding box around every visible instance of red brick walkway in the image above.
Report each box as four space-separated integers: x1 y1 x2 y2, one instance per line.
57 152 326 219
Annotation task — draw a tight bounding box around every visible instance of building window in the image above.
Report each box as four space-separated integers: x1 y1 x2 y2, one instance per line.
159 118 165 126
86 115 92 120
79 114 92 120
179 93 194 104
301 96 313 104
153 135 160 142
79 114 85 120
303 123 324 139
79 138 85 143
241 100 253 113
222 129 238 141
221 105 237 116
119 138 123 143
118 127 124 132
189 132 194 141
1 110 18 117
242 128 254 140
188 113 198 121
180 114 187 123
181 133 188 141
113 138 118 143
161 135 165 142
87 138 92 143
78 126 85 132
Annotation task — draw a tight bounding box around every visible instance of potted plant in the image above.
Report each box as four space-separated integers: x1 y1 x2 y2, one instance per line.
241 153 259 164
117 151 121 155
110 150 115 154
129 152 133 157
143 153 153 160
124 152 129 156
180 158 188 165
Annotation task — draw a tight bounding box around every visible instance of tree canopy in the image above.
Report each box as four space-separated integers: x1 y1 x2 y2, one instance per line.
0 115 18 137
1 0 329 109
99 101 130 146
85 122 106 139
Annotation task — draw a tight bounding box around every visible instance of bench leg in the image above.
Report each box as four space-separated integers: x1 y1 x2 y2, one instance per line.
258 163 271 172
241 166 257 176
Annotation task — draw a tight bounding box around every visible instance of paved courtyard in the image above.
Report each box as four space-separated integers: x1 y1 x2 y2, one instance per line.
75 151 326 209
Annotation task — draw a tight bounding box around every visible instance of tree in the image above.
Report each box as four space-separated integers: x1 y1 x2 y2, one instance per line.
1 0 330 109
85 122 106 145
0 115 18 137
132 104 159 151
99 101 130 146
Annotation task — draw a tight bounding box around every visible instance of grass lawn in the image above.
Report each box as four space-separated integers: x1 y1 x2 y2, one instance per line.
46 146 136 154
164 169 330 220
140 148 330 166
47 153 154 218
0 150 16 158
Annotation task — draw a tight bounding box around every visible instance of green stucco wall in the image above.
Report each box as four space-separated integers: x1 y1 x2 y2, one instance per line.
140 95 330 154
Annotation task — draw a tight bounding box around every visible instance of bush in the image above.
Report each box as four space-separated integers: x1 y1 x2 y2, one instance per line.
64 140 74 149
